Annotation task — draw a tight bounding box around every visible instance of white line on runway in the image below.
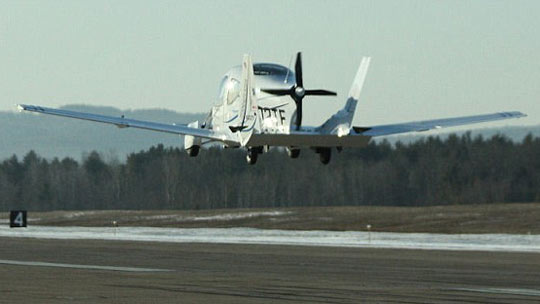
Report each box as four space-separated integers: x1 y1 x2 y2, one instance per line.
0 259 173 272
454 287 540 297
1 226 540 253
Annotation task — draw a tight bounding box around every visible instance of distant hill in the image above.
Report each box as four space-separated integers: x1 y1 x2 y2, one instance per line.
1 104 537 160
1 104 205 160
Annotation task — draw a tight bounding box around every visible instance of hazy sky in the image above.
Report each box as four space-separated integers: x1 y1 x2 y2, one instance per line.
1 0 538 127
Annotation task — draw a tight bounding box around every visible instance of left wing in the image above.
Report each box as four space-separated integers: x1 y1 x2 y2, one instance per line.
17 104 238 145
357 111 527 137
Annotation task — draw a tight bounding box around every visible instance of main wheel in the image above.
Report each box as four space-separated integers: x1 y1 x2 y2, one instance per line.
319 148 331 165
246 149 258 165
287 148 300 159
187 145 200 157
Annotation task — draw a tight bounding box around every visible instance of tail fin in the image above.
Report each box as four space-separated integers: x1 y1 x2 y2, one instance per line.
230 54 259 146
343 56 371 124
318 57 370 134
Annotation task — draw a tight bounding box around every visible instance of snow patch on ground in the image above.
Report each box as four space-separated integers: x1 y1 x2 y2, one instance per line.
140 211 291 222
1 226 539 253
61 211 98 219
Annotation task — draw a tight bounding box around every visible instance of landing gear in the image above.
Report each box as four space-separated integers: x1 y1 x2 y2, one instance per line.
246 147 262 165
187 145 200 157
287 147 300 159
317 148 331 165
246 150 258 165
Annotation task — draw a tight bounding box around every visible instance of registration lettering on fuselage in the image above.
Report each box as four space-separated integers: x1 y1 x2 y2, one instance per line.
258 106 286 126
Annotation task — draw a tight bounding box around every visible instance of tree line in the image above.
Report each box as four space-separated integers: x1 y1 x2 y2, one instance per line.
1 133 539 211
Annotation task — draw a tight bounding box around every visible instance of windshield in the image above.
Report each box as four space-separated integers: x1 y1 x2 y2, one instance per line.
215 76 228 106
216 76 241 106
226 78 240 105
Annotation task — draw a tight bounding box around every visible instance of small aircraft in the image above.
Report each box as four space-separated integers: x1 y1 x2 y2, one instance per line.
18 52 526 165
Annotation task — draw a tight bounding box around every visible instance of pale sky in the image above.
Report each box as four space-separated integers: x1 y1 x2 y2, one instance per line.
1 0 538 127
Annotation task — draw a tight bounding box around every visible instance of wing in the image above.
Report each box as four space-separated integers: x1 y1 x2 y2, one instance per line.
247 131 371 148
247 111 526 147
357 111 527 137
17 104 238 145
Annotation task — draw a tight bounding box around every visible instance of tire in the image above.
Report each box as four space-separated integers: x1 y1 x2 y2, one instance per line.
287 148 300 159
187 145 200 157
319 148 331 165
246 149 258 165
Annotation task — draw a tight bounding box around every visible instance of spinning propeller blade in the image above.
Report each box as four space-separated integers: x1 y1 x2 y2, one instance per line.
261 52 336 130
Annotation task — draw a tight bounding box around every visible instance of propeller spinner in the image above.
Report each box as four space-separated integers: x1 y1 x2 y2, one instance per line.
261 52 336 130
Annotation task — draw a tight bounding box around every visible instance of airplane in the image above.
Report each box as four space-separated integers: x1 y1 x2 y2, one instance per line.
18 52 526 165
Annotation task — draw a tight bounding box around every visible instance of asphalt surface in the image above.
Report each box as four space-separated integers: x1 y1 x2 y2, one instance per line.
1 237 539 303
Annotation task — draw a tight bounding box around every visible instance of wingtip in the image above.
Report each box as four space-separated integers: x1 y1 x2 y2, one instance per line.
512 111 527 118
501 111 527 118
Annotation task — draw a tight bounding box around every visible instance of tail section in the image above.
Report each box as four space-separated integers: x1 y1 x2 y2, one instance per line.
229 54 259 146
343 56 371 124
319 57 371 135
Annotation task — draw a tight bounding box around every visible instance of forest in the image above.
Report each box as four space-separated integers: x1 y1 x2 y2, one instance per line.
1 133 539 211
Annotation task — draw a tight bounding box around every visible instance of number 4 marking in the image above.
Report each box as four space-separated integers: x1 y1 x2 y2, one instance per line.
13 212 24 226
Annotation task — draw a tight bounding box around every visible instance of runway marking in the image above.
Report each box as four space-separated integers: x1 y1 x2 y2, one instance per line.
2 226 540 253
0 259 173 272
454 287 540 297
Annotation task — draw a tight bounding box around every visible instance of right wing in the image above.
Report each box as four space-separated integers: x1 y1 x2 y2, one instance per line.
357 112 527 137
247 111 526 147
17 104 238 145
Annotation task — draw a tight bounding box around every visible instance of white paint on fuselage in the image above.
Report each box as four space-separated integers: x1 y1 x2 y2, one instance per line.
208 63 298 144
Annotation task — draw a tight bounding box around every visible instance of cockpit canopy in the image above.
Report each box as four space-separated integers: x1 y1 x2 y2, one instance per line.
215 63 294 106
216 76 241 106
253 63 289 76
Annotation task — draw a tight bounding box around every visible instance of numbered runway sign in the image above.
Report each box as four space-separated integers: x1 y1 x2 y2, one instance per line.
10 210 27 228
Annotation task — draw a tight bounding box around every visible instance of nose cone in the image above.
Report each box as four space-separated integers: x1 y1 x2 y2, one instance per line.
294 86 305 98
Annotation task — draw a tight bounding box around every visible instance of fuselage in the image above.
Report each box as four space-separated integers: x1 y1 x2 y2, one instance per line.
207 63 301 141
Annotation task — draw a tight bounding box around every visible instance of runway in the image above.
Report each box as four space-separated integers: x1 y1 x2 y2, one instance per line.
1 237 539 303
2 225 540 252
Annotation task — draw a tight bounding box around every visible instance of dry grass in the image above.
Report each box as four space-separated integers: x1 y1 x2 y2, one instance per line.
23 203 540 234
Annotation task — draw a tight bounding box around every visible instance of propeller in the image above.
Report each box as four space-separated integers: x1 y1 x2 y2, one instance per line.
261 52 336 130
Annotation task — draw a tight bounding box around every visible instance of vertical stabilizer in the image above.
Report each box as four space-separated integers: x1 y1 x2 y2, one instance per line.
232 54 259 146
344 56 371 124
319 57 370 135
